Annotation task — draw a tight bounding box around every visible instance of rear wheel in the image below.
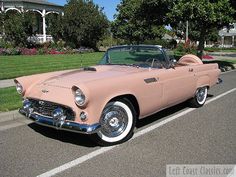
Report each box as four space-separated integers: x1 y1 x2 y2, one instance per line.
189 87 208 107
94 99 136 146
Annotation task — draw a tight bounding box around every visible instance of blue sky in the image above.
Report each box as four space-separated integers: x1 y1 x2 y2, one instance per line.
48 0 120 21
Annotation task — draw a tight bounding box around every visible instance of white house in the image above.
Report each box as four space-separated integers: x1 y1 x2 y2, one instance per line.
219 23 236 48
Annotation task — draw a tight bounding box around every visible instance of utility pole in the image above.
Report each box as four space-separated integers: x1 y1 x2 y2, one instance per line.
186 21 189 42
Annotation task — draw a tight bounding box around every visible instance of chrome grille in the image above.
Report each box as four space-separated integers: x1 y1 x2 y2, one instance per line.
29 99 75 121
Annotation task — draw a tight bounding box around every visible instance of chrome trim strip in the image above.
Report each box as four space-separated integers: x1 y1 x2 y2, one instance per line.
19 108 101 134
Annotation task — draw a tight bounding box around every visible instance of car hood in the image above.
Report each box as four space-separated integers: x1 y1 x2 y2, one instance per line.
36 65 145 89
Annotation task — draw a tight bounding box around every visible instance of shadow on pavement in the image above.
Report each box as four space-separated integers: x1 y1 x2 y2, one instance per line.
136 94 213 128
136 102 188 128
28 123 97 147
27 94 214 147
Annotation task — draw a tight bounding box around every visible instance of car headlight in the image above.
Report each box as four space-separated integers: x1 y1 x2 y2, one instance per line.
74 88 86 106
16 83 23 94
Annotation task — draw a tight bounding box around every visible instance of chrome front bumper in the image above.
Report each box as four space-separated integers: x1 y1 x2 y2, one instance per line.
19 108 101 134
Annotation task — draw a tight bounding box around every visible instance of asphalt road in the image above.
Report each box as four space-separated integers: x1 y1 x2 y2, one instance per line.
0 70 235 177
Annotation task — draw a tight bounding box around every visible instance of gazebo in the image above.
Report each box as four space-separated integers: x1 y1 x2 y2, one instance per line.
0 0 63 43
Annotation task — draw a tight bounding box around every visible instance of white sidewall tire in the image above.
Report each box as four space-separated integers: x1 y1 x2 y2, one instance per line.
97 101 133 143
197 87 207 105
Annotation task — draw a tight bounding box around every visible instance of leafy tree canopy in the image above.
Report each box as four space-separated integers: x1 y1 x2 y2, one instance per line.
60 0 109 49
4 12 27 47
172 21 219 43
0 13 3 34
168 0 234 57
111 0 167 44
229 0 236 20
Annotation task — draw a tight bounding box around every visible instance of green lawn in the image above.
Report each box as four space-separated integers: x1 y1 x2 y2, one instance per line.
203 59 235 70
221 59 236 64
0 53 104 80
0 87 22 112
205 48 236 52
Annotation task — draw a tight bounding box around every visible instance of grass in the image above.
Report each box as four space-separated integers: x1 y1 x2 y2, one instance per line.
203 60 235 70
0 87 22 112
0 53 104 80
205 47 236 52
220 59 236 64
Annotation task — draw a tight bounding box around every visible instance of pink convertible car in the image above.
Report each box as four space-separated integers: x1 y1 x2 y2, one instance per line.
15 45 221 145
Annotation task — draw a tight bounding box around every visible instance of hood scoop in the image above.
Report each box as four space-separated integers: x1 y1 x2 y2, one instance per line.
83 67 97 71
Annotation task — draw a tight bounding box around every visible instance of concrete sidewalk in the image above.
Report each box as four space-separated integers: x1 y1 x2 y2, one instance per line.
0 79 14 88
0 110 25 123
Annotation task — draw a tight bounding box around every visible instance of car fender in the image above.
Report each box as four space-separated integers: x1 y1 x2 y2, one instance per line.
196 75 210 88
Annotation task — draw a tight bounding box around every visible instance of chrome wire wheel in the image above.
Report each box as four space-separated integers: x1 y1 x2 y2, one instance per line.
97 101 134 144
189 86 208 108
196 87 207 105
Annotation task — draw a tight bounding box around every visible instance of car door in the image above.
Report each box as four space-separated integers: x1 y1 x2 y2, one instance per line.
158 65 196 107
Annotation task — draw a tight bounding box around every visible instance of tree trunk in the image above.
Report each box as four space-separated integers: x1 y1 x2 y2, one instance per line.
197 29 206 59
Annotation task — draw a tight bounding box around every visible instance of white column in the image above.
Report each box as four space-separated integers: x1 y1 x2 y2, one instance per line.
42 9 46 43
1 2 4 35
232 36 234 47
1 1 4 12
221 36 224 48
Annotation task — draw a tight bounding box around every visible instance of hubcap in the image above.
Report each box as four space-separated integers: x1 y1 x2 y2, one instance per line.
100 105 128 138
109 117 119 127
196 87 207 103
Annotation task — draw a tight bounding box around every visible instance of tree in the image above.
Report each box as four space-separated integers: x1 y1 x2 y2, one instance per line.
4 12 27 47
168 0 234 58
229 0 236 20
172 21 219 43
23 11 38 36
111 0 167 44
61 0 109 49
0 13 4 35
47 14 64 42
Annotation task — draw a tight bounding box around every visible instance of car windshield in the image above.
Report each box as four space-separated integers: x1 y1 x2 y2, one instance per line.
99 45 167 68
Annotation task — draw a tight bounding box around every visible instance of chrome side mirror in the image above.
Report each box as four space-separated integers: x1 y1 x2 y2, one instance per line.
170 59 177 69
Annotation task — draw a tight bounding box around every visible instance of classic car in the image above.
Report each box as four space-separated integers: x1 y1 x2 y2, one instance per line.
16 45 221 146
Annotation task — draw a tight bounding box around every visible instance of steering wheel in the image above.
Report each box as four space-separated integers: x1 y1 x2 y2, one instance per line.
144 58 163 68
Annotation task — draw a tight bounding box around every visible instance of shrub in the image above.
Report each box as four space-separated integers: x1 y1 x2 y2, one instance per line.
175 42 197 55
0 48 21 55
47 49 65 55
20 48 37 55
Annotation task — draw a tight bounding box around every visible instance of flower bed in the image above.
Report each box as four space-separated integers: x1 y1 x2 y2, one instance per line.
0 47 94 56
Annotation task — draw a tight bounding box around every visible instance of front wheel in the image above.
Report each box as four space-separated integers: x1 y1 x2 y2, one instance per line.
189 87 208 108
94 99 136 146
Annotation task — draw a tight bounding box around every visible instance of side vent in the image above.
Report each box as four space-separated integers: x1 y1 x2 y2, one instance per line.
84 67 97 71
144 78 157 84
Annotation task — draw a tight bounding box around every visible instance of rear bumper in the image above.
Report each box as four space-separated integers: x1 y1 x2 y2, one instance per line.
19 108 101 134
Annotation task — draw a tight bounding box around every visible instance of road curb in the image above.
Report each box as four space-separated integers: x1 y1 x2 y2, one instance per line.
0 110 25 123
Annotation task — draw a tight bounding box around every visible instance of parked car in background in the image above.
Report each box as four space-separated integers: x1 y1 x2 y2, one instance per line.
16 45 221 146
